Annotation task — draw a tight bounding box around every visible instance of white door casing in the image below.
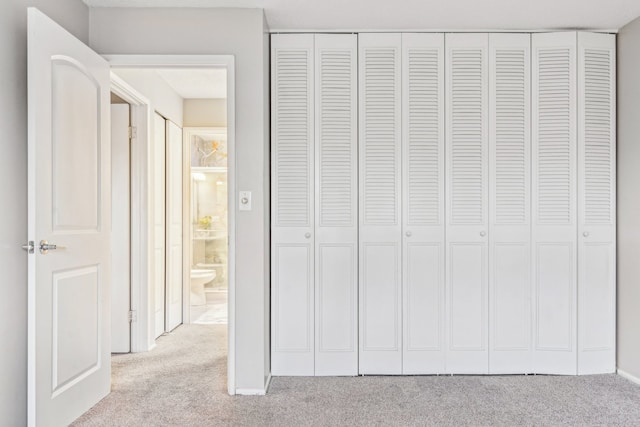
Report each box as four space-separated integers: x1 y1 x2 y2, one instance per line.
358 33 403 375
314 34 359 376
577 32 616 374
271 34 315 376
488 33 532 374
532 32 578 375
401 33 446 375
445 33 490 374
111 103 131 353
27 8 111 425
165 120 183 332
153 113 166 339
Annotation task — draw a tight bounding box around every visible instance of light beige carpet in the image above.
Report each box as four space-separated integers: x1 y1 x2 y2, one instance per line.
74 325 640 426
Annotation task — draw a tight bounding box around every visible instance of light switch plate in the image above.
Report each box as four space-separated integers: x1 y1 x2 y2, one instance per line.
239 191 252 211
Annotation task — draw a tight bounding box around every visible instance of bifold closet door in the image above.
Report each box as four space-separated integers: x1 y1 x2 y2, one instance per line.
401 33 446 374
359 33 403 374
532 32 577 374
271 34 315 375
577 32 616 374
314 34 358 376
445 33 489 374
488 34 532 373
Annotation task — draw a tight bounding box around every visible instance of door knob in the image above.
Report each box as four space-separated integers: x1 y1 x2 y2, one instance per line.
39 240 58 255
480 231 486 237
405 231 412 237
583 231 589 237
304 232 311 239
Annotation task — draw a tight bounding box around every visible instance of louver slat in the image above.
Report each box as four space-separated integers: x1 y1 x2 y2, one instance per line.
275 49 311 226
407 48 441 225
450 49 485 225
495 50 527 224
536 48 572 224
584 49 612 224
363 47 398 225
319 50 354 226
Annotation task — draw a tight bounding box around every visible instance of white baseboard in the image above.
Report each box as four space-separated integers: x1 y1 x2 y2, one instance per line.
617 368 640 386
236 374 272 396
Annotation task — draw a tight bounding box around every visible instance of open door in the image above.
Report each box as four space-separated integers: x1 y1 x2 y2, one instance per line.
27 8 111 426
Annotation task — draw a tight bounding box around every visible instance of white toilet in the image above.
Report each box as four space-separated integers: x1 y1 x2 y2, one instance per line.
190 269 216 306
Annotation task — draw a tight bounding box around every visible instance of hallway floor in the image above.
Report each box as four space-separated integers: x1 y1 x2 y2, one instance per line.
74 325 640 426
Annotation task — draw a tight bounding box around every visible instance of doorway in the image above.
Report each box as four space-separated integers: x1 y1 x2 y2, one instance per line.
108 56 236 395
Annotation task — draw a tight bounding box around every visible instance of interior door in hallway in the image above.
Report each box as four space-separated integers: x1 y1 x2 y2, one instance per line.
28 8 111 425
153 113 166 338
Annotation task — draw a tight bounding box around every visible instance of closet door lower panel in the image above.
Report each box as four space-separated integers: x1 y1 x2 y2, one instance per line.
359 33 403 374
314 34 358 376
445 33 489 374
401 33 446 374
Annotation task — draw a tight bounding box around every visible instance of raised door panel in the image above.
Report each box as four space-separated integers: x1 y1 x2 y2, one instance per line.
488 33 532 374
271 34 315 375
314 34 358 376
358 33 402 374
153 113 166 339
401 33 445 374
532 32 577 374
577 32 616 374
445 33 489 374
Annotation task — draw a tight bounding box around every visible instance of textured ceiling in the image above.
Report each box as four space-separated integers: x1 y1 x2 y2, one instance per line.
82 0 640 31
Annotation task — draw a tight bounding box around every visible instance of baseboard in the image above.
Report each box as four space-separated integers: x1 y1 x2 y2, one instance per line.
236 374 272 396
617 368 640 386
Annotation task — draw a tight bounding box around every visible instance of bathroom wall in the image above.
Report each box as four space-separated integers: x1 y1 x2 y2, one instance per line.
0 2 90 424
90 7 271 393
184 98 227 128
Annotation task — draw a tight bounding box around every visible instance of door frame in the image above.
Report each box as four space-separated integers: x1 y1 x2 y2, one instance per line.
107 55 237 395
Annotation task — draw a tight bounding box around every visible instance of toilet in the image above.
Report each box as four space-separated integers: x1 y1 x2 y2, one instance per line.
190 269 216 306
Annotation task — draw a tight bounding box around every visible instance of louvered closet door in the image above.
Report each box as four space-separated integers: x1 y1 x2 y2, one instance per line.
445 33 489 374
359 33 403 374
271 34 315 376
532 32 577 375
401 33 445 374
577 32 616 375
488 34 532 374
314 34 358 376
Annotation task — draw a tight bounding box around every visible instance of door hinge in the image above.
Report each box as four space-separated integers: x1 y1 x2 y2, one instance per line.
128 126 137 140
128 310 137 323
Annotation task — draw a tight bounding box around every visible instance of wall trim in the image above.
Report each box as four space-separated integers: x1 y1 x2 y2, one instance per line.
618 369 640 386
236 374 271 396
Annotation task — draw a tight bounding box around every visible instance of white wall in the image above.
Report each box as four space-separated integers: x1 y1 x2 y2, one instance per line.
184 98 226 127
90 7 271 392
113 69 184 126
617 16 640 382
0 2 90 424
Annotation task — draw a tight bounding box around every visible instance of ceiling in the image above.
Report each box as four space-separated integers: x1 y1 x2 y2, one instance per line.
82 0 640 31
156 69 227 99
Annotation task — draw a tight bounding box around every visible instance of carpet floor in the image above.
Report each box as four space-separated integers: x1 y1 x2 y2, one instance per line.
73 324 640 426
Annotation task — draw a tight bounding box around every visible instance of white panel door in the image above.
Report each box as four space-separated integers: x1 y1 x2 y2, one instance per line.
271 34 315 376
27 8 111 425
488 34 532 373
359 33 403 374
445 33 489 374
314 34 358 376
532 32 577 374
577 32 616 375
165 120 183 332
401 33 445 374
153 113 166 339
111 104 131 353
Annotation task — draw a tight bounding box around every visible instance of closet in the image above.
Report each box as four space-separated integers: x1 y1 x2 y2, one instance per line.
271 31 615 376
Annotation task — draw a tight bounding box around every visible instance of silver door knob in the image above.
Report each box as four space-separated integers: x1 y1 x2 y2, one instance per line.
583 231 589 237
304 232 311 239
39 240 57 255
405 231 412 237
480 231 486 237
